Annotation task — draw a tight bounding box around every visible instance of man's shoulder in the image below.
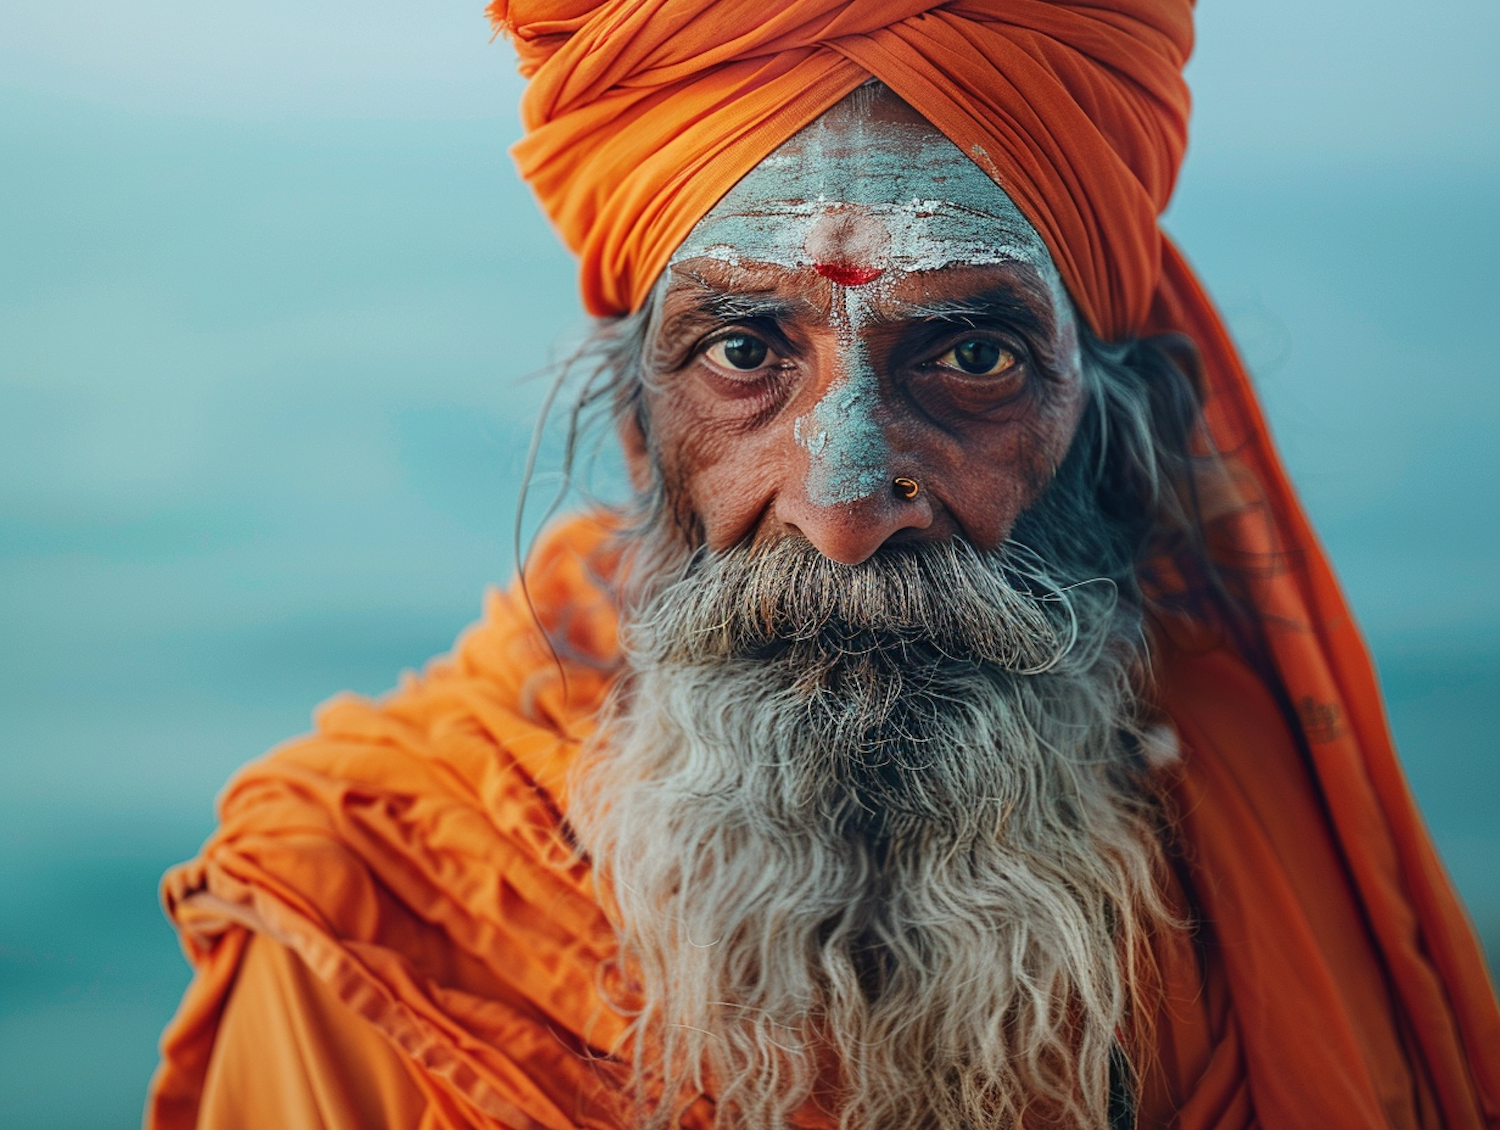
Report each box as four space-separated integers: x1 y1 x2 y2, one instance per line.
167 510 627 1009
1151 618 1296 775
153 516 631 1130
236 510 624 819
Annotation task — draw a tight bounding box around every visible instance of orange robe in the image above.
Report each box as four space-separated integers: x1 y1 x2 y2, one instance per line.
195 933 428 1129
148 4 1498 1124
147 515 1500 1130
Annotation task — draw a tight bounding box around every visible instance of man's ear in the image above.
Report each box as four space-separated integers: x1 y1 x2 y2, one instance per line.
618 408 653 493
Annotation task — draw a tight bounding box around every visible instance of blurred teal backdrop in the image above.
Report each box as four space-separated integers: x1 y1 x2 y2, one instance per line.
2 2 1497 1126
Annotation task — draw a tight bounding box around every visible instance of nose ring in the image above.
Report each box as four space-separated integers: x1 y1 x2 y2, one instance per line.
892 477 920 500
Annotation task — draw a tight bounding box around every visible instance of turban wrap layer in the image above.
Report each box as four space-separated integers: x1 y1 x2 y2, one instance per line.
489 0 1500 1122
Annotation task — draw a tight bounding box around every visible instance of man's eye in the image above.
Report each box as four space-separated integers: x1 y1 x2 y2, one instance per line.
705 334 771 371
937 339 1017 377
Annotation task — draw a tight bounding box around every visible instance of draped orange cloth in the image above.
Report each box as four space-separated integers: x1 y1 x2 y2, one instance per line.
149 1 1499 1127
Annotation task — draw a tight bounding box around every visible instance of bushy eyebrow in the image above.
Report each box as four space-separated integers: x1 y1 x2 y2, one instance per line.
684 288 806 323
660 267 821 326
886 287 1050 336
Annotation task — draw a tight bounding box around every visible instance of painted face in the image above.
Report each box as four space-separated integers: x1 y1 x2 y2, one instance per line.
637 83 1085 564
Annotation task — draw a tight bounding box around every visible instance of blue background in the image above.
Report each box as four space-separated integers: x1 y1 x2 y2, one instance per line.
2 2 1497 1125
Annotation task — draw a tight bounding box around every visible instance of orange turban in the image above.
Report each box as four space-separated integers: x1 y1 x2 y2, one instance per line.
493 0 1190 340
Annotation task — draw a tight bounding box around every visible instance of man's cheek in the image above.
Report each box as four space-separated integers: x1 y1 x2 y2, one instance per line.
1001 378 1086 499
651 413 773 548
944 470 1029 550
937 420 1072 549
689 450 787 550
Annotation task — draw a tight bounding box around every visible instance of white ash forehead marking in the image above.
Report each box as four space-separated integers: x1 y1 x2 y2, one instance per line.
804 206 891 274
678 200 1045 276
672 119 1056 281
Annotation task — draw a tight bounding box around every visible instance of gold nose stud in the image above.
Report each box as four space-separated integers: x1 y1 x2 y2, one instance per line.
893 477 920 500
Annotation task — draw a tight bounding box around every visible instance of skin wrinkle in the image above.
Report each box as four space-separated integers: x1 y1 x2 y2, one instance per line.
670 117 1055 277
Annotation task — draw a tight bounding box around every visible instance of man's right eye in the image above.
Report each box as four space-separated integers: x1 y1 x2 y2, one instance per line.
705 334 771 371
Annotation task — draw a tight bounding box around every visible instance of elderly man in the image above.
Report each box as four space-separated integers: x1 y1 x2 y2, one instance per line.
148 2 1499 1129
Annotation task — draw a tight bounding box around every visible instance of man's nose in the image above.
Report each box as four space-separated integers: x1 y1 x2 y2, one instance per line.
770 313 934 564
775 470 934 565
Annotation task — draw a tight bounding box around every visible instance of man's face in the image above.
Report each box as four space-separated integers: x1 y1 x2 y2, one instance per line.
637 84 1085 565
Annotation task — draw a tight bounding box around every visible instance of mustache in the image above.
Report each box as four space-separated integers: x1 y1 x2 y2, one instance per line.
629 535 1110 675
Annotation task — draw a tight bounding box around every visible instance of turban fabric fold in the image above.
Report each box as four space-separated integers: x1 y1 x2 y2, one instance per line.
145 3 1499 1129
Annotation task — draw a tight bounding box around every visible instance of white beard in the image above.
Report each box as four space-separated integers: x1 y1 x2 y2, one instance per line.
569 532 1174 1130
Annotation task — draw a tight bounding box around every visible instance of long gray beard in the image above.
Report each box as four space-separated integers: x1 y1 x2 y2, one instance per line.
570 505 1173 1130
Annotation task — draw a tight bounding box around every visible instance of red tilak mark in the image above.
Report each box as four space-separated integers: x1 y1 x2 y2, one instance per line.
814 262 884 287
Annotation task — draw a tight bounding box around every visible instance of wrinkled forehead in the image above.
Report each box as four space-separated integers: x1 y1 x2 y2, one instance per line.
671 86 1060 286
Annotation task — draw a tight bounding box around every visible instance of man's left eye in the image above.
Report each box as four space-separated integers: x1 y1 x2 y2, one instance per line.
937 339 1017 377
705 334 772 371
